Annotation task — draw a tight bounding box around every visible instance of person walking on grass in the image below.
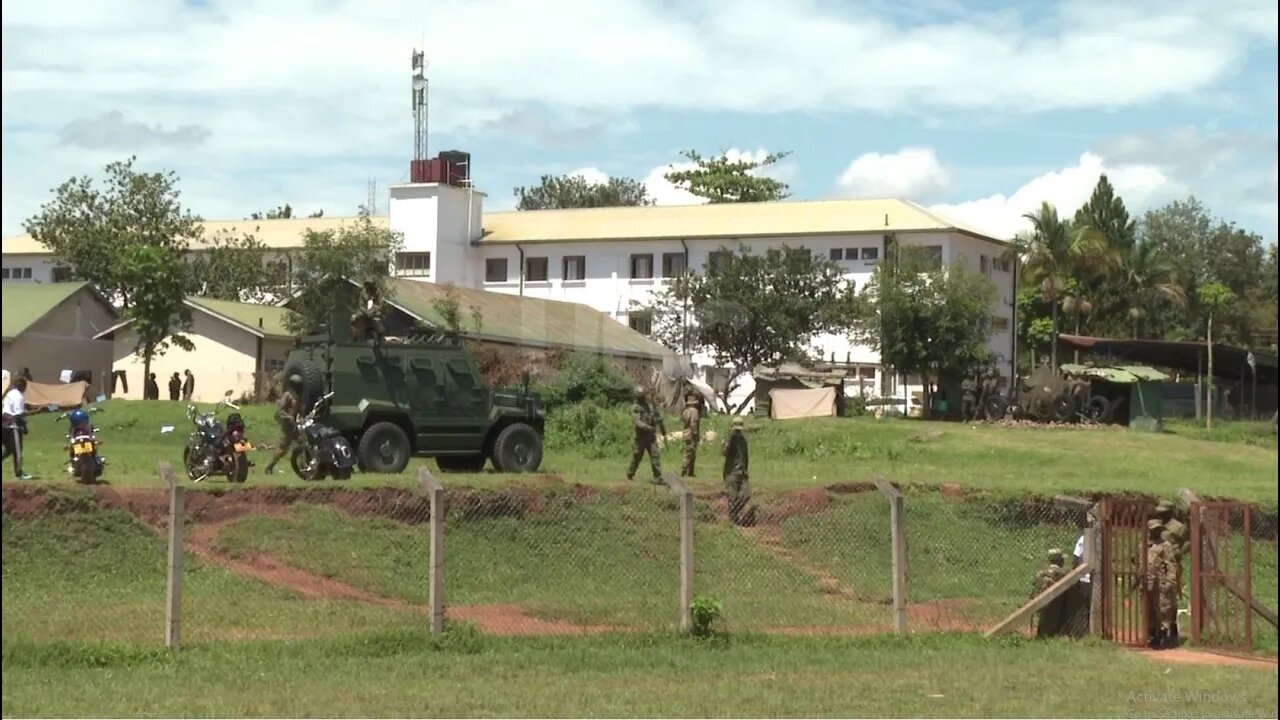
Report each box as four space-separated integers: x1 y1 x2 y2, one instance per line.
264 375 302 475
182 369 195 402
680 391 701 477
2 377 32 480
722 416 752 526
626 386 665 484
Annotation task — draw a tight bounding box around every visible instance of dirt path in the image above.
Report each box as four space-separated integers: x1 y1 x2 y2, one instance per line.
738 524 870 601
1134 647 1279 670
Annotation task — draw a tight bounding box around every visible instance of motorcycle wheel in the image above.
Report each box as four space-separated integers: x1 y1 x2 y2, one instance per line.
290 446 327 481
182 446 202 480
230 452 250 483
76 457 96 485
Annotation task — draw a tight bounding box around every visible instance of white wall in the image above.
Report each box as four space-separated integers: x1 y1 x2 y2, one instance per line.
389 183 485 288
2 254 59 284
110 312 262 403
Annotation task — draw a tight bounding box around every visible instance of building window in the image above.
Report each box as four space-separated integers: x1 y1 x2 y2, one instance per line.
829 248 844 261
994 255 1012 272
992 316 1011 332
860 247 879 261
920 245 943 269
52 266 73 282
485 258 508 283
980 254 991 276
525 256 548 282
3 267 32 280
264 358 286 374
859 366 876 380
707 251 731 274
1 268 8 280
661 252 686 277
628 311 653 336
563 255 586 281
630 253 654 280
395 252 431 277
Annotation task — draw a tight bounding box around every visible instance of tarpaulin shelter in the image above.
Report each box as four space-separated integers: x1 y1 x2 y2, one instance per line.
21 380 91 412
1061 363 1168 431
769 386 838 420
752 363 847 419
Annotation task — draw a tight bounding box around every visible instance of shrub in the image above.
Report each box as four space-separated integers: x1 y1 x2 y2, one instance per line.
535 351 633 411
544 401 633 458
689 595 724 638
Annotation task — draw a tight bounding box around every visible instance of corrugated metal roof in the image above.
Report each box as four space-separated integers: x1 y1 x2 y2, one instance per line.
386 278 668 359
3 198 1005 255
481 198 1004 245
1 281 103 340
1060 363 1169 384
187 297 293 338
2 216 388 256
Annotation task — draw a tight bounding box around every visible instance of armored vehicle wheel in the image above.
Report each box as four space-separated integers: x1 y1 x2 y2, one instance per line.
437 454 487 473
1085 395 1112 423
283 359 325 412
982 395 1006 421
1050 395 1074 423
491 423 543 473
358 421 412 474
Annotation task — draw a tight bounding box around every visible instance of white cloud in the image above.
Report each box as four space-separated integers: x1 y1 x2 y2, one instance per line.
836 147 953 201
567 167 610 186
3 0 1275 232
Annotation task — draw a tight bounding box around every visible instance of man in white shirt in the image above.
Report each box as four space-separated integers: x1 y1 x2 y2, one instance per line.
2 377 32 480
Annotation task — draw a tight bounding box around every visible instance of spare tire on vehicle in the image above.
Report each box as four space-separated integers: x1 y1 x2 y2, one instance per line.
282 358 325 411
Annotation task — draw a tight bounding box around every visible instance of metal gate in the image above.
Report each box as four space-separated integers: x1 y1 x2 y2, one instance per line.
1189 501 1253 651
1099 498 1154 646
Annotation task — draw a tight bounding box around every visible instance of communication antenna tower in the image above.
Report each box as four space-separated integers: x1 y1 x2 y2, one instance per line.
411 49 428 162
366 178 377 215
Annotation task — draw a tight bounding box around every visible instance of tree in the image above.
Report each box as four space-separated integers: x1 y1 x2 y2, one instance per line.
430 283 484 334
1013 202 1117 370
854 248 997 411
185 230 282 303
514 174 653 210
663 149 792 203
250 204 323 220
1117 239 1185 338
647 244 857 411
284 211 404 336
117 245 194 387
1074 174 1136 250
22 156 202 307
1198 282 1235 429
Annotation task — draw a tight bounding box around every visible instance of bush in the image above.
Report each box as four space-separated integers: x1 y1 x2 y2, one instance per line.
535 351 634 411
690 596 724 638
544 402 634 459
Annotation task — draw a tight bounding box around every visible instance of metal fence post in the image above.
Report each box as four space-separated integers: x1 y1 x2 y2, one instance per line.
158 461 184 650
664 472 694 633
874 477 907 634
419 467 445 637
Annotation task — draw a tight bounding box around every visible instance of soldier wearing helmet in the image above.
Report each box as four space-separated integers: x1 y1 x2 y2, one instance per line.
722 415 752 526
265 374 304 475
1031 547 1068 637
1145 518 1178 648
626 385 666 484
680 391 702 478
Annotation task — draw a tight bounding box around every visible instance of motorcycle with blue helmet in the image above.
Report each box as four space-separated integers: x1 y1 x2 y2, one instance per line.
54 405 105 484
183 391 255 483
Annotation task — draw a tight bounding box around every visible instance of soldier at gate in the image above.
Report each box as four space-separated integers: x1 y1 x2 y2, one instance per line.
264 375 303 475
680 392 701 477
626 386 666 484
1032 548 1068 637
722 416 752 526
1145 519 1179 649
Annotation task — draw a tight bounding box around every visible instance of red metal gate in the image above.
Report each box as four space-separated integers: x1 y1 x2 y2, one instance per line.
1189 501 1253 651
1099 498 1154 646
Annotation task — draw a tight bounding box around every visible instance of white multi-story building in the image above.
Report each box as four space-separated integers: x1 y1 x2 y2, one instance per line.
3 170 1017 411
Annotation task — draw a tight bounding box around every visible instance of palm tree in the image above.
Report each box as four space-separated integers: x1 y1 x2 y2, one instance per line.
1013 202 1118 370
1119 240 1186 338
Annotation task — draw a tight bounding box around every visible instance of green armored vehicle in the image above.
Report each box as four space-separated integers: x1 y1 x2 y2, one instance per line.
282 336 545 474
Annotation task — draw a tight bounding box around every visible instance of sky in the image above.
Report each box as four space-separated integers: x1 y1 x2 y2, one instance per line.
2 0 1277 242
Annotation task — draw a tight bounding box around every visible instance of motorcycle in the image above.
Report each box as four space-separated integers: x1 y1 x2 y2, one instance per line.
183 392 254 483
55 406 106 484
290 392 355 481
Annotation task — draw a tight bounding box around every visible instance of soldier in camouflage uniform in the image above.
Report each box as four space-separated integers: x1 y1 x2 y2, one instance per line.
1032 548 1068 637
961 373 977 422
626 386 666 484
264 375 303 475
680 392 701 477
350 280 386 343
1145 519 1179 649
1155 500 1188 644
722 416 751 526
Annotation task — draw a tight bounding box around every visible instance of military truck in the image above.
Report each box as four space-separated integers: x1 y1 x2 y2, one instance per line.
282 335 545 474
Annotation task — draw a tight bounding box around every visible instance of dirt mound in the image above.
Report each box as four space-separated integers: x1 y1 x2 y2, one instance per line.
756 488 831 525
826 482 876 495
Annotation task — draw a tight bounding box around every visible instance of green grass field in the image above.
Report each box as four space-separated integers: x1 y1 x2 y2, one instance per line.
4 399 1277 717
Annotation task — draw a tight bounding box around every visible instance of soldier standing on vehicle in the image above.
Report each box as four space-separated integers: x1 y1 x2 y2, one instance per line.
264 375 303 475
1032 548 1067 637
681 392 701 477
626 386 665 484
350 280 386 344
722 416 751 526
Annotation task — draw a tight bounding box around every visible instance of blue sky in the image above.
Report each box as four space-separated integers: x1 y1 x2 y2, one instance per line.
2 0 1276 240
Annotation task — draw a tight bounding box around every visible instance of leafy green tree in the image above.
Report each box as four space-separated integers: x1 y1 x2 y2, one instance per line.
22 156 202 307
117 245 194 385
185 230 282 302
514 174 653 210
1013 202 1117 370
284 211 404 336
854 248 997 411
1197 282 1235 429
1117 239 1185 338
663 149 791 203
1074 174 1136 249
646 244 856 411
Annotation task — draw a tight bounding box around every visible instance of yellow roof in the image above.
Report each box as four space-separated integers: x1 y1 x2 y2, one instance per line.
2 198 1004 255
2 215 388 256
480 198 1005 245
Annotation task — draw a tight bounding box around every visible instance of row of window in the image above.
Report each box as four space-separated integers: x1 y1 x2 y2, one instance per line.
485 251 696 284
1 267 33 280
829 247 880 261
